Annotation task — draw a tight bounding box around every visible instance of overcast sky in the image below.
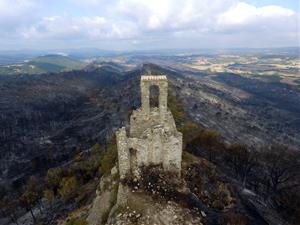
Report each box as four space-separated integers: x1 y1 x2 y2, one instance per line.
0 0 299 51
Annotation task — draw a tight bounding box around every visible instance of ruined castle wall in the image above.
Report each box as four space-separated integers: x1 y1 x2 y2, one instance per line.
130 109 178 138
116 127 130 179
125 130 182 174
162 133 183 172
150 126 163 164
117 75 183 181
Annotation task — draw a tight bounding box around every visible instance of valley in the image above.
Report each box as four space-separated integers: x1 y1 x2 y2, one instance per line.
0 50 300 191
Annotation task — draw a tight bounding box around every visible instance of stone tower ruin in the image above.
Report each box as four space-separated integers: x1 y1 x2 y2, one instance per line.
116 75 183 179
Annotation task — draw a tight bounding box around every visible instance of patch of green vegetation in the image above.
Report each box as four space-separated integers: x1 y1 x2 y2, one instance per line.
100 174 119 225
109 182 119 207
167 94 185 126
0 55 85 75
182 151 199 164
101 208 110 225
58 176 79 201
188 128 223 161
179 122 201 148
32 55 84 70
45 167 63 190
42 142 103 207
98 135 118 177
43 189 55 204
65 218 88 225
30 62 64 73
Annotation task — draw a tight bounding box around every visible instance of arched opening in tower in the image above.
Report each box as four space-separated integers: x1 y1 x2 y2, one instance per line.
149 85 159 109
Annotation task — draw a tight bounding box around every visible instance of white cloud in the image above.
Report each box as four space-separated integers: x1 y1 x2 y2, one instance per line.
64 0 298 38
70 0 108 5
0 0 40 42
217 2 295 28
21 15 138 40
111 0 236 32
0 0 299 49
0 0 36 17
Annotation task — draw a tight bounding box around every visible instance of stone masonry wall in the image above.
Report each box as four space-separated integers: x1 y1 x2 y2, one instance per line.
116 75 182 181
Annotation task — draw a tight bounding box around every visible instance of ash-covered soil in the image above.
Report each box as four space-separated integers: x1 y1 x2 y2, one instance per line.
1 63 299 192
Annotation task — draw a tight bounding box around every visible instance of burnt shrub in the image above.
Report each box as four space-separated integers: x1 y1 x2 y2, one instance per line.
277 187 300 223
122 164 184 202
184 162 234 210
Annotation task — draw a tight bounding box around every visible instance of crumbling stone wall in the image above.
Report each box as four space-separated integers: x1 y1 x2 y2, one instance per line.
116 75 182 181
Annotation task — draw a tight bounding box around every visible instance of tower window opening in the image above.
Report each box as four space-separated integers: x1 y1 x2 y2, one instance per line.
149 85 159 109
